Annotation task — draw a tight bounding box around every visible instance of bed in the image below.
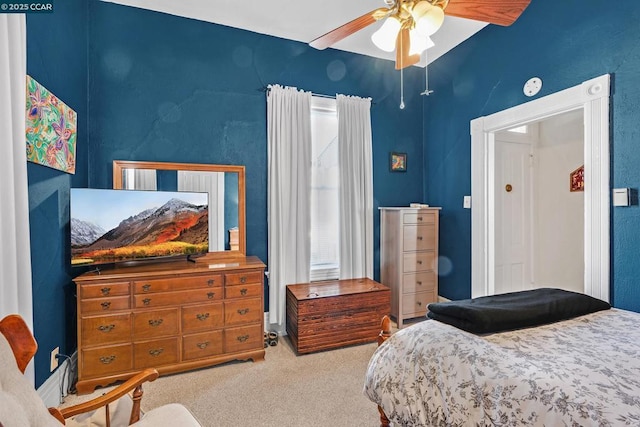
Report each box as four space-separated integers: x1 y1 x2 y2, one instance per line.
364 289 640 426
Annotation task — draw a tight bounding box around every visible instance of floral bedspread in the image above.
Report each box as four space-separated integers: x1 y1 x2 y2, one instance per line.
363 309 640 426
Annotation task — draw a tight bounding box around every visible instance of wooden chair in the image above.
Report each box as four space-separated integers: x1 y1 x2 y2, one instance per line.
0 314 201 427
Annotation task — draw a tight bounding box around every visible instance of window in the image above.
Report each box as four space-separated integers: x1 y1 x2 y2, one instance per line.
310 96 339 281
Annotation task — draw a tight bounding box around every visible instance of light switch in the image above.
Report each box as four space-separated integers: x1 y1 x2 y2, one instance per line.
463 196 471 209
613 188 630 207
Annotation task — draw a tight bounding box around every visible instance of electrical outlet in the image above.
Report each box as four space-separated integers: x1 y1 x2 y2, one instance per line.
50 347 59 372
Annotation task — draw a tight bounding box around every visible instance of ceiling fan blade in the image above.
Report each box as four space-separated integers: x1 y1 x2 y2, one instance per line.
444 0 531 26
309 8 389 50
395 28 420 70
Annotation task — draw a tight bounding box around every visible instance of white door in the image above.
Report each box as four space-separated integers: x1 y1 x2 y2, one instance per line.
494 136 533 294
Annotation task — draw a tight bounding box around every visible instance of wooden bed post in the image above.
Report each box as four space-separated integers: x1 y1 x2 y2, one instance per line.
377 315 392 426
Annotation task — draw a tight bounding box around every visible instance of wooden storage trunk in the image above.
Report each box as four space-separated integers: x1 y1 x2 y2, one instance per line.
286 278 390 354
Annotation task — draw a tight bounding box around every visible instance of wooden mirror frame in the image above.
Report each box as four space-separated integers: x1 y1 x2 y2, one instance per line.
113 160 246 258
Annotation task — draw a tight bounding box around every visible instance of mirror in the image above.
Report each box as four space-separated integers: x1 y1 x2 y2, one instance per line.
113 160 246 257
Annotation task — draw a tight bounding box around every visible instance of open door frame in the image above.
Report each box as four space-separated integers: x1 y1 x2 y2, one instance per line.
470 74 610 301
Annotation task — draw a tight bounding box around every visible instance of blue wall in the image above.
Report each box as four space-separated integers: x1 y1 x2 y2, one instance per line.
24 1 424 386
424 0 640 311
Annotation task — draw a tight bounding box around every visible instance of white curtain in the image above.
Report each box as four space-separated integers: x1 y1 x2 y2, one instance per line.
337 94 374 279
267 85 312 331
178 171 225 251
0 13 35 378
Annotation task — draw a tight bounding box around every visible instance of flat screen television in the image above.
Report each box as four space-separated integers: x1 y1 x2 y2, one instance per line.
70 188 209 267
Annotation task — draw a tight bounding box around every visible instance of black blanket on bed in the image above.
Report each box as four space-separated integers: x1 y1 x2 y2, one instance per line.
426 288 610 334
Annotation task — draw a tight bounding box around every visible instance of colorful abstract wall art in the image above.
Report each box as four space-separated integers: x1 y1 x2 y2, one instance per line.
25 75 77 174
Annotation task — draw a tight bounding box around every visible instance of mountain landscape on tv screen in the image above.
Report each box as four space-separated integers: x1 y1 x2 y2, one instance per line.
71 197 208 265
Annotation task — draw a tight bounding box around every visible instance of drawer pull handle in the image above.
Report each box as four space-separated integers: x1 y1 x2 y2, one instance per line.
417 236 423 241
237 308 250 315
149 348 164 357
240 288 248 296
417 216 423 221
101 287 111 296
240 276 247 284
100 355 116 364
417 301 422 306
98 324 115 333
142 298 151 306
417 260 423 265
142 284 151 292
196 341 209 349
148 319 163 327
196 313 210 321
100 301 111 310
417 281 423 285
237 334 249 342
207 292 215 299
207 279 215 287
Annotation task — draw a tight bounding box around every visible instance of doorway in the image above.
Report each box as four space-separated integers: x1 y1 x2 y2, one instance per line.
470 74 610 301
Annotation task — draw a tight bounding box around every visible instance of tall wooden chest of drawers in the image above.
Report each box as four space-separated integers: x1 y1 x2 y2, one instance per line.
74 256 265 394
380 207 440 328
286 278 390 354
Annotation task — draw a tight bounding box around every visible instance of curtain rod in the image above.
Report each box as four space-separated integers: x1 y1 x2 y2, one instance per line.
259 87 375 104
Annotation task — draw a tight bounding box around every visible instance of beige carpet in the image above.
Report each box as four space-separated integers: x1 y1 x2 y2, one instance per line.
64 337 383 427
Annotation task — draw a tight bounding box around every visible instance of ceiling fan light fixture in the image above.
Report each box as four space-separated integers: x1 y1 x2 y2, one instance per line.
371 16 401 52
412 1 445 36
409 30 434 56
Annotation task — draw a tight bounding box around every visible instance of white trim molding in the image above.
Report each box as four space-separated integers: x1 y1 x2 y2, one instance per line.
470 74 610 301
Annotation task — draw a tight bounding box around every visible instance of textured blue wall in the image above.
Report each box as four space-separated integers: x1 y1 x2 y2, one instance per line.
24 1 424 385
424 0 640 311
86 2 425 283
26 0 88 386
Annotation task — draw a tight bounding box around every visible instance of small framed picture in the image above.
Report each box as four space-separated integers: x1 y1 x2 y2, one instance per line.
390 152 407 172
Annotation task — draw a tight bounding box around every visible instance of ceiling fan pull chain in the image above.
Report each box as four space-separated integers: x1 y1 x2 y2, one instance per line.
399 29 405 109
421 49 434 96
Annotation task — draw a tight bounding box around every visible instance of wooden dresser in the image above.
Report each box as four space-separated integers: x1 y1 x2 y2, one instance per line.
286 278 390 354
379 207 440 328
74 256 265 394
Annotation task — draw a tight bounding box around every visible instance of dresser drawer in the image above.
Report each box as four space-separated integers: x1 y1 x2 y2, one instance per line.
402 251 436 273
402 272 437 294
182 331 224 361
401 291 436 317
81 282 130 299
225 271 262 286
133 308 179 339
403 210 436 225
403 225 436 251
224 298 262 326
133 338 179 369
134 288 222 308
82 344 133 378
133 274 223 294
224 324 262 353
225 283 262 299
181 303 224 333
81 296 130 315
81 314 131 347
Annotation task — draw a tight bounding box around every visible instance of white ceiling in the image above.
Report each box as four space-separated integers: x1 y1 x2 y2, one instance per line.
102 0 488 66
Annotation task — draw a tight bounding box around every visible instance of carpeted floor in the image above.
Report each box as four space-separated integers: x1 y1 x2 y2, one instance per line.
63 337 383 427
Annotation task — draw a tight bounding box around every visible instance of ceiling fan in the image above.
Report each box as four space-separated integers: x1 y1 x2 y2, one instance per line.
309 0 531 70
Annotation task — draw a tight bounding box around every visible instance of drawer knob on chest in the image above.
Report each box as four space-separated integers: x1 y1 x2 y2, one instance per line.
100 302 111 310
236 334 249 343
237 308 250 315
142 284 151 292
98 324 115 333
417 260 423 265
142 298 151 306
196 313 210 321
240 288 248 296
416 301 422 307
417 236 423 241
148 319 163 327
240 276 247 284
417 216 423 221
207 279 215 287
148 348 164 357
207 292 215 299
196 341 209 349
99 355 116 365
100 287 111 296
